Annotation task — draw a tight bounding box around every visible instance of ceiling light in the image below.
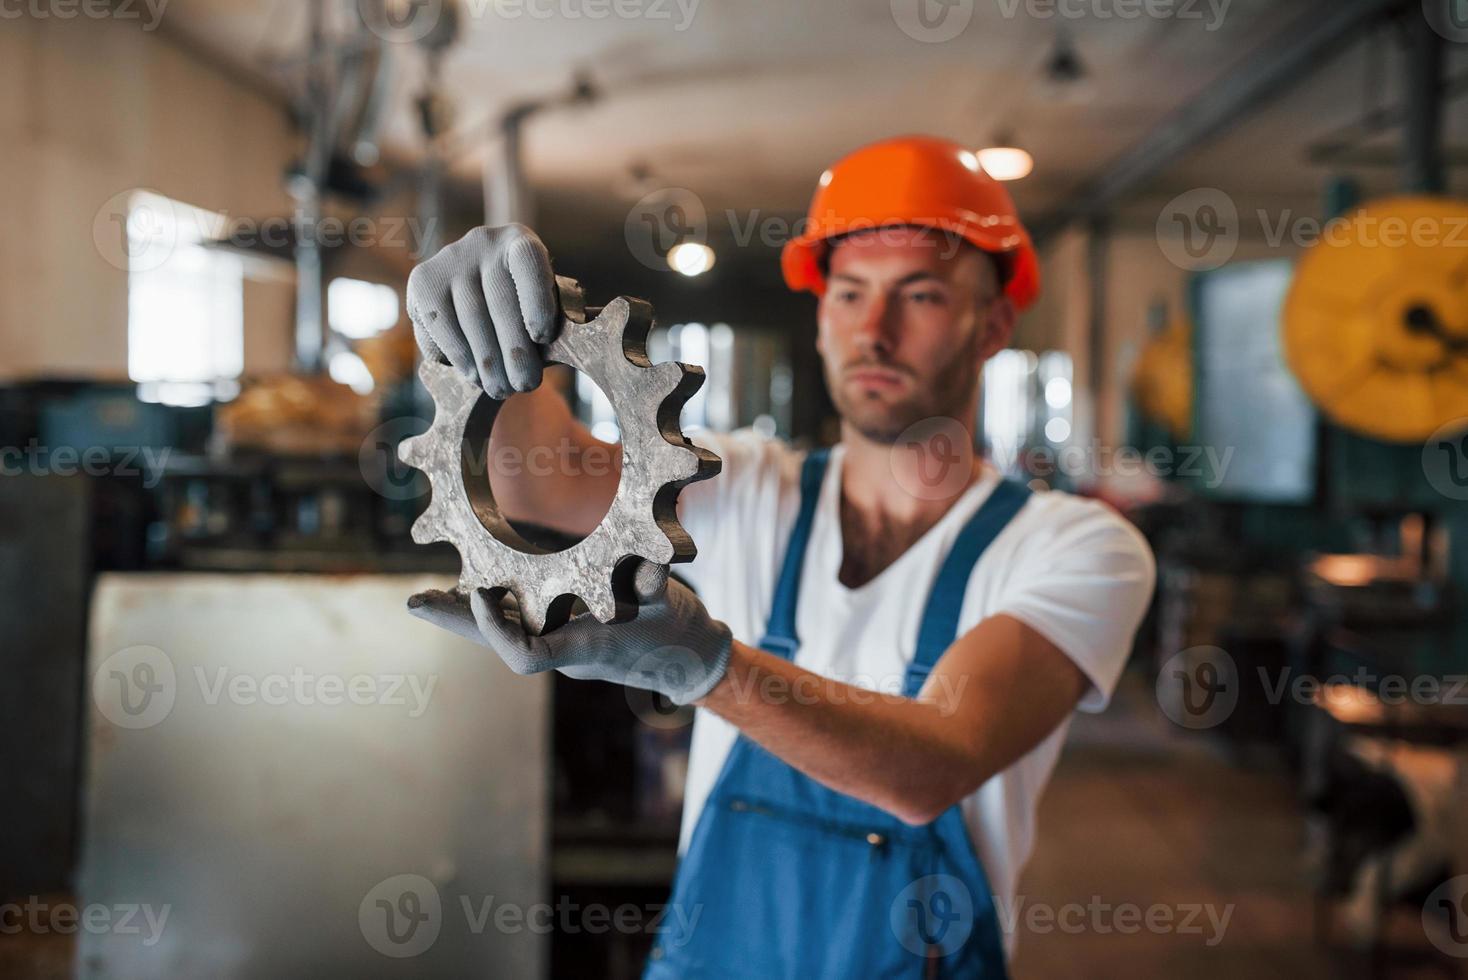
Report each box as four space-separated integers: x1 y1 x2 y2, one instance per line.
668 242 715 277
976 145 1033 181
1044 29 1087 87
1040 28 1094 104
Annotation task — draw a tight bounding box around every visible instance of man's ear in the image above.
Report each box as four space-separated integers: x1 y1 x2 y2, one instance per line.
978 295 1017 360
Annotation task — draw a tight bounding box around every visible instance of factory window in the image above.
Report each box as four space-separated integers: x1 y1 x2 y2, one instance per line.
658 322 736 433
324 277 400 396
982 349 1074 477
982 349 1035 472
581 322 737 442
328 277 399 339
126 192 243 407
1038 351 1074 445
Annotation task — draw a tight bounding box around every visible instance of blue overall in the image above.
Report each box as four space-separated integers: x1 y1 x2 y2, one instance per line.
645 449 1031 979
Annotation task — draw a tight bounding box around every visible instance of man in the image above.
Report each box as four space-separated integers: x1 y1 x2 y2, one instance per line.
407 135 1155 976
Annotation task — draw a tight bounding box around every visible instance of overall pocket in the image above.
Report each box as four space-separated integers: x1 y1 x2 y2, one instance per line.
657 792 967 980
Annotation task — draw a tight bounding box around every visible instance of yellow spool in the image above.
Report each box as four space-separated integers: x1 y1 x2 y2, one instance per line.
1132 319 1192 440
1282 196 1468 443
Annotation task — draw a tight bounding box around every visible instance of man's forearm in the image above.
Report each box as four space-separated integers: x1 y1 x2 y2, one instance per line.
695 640 989 825
693 615 1089 825
485 374 621 536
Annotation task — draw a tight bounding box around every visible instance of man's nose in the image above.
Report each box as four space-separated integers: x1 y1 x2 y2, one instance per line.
852 294 896 354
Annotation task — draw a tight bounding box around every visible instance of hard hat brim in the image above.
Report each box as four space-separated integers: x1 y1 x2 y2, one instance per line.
781 219 1040 311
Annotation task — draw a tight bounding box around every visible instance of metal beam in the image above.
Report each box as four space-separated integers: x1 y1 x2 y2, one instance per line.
1404 1 1447 193
1085 216 1109 451
1306 69 1468 166
1033 0 1402 242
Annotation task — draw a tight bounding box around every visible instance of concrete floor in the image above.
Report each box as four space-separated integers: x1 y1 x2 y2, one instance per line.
5 667 1461 978
1010 669 1459 979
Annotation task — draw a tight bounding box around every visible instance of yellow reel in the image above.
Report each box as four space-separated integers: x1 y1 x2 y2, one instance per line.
1131 319 1192 440
1282 196 1468 443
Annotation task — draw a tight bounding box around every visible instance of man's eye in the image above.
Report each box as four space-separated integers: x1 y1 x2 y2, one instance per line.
835 290 861 303
906 291 945 305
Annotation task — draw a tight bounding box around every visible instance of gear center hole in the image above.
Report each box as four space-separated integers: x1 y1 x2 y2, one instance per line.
461 368 621 554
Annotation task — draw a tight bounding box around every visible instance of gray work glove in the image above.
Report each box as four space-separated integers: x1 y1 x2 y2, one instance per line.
407 224 559 399
407 562 734 705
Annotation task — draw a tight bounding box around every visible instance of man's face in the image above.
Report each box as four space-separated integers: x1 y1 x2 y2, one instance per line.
816 226 1015 444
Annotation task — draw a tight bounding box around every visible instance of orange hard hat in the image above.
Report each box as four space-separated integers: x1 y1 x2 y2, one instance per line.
781 135 1040 310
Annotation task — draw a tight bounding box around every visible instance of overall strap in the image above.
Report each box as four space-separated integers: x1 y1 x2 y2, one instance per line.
757 448 831 659
903 479 1032 697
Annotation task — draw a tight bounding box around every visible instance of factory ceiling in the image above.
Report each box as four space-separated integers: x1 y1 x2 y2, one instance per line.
157 0 1468 248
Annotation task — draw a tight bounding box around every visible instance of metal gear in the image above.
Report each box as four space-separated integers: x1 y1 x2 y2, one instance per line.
398 277 721 634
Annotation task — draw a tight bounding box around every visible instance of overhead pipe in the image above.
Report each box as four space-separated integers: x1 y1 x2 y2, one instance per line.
1032 0 1399 242
289 0 335 374
1404 2 1447 193
482 76 597 228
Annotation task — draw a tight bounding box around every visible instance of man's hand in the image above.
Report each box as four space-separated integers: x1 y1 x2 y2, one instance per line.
407 224 560 399
407 562 734 705
405 222 620 536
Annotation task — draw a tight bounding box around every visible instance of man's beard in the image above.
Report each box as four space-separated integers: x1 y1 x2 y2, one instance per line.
825 333 983 445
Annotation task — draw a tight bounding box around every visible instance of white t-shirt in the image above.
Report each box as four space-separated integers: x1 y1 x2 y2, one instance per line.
674 430 1156 956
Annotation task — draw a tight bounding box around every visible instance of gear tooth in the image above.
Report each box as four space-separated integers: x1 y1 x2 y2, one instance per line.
601 295 631 324
604 295 657 362
409 516 444 546
662 439 720 482
644 360 686 397
652 362 707 432
652 441 700 482
652 515 696 564
680 439 723 482
398 434 426 466
639 526 676 564
509 582 533 619
512 583 548 635
428 499 461 540
583 579 619 624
